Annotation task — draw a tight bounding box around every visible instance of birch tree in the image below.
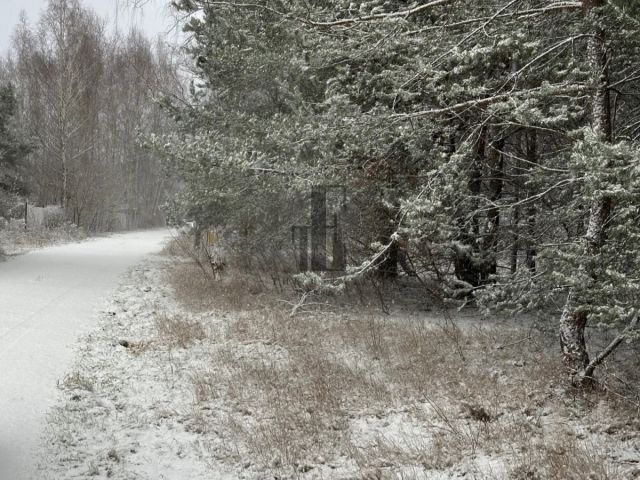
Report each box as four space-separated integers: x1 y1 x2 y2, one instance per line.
10 0 176 230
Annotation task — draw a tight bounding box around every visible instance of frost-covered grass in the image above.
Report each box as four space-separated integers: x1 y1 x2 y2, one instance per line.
39 250 640 480
0 219 86 255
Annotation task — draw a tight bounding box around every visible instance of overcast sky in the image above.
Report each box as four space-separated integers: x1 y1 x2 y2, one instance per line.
0 0 180 55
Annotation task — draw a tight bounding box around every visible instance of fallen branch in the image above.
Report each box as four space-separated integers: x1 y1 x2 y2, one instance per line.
581 312 639 381
496 336 532 351
288 291 310 317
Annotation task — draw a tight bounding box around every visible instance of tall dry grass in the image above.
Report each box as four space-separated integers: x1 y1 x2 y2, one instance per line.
161 243 631 479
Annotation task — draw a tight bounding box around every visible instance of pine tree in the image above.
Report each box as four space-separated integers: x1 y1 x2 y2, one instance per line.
162 0 640 383
0 83 29 194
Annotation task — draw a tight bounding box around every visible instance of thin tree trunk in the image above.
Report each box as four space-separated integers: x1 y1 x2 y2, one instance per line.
560 0 613 382
484 136 505 277
525 130 538 272
469 128 484 239
454 127 486 287
510 204 519 274
376 201 400 279
311 187 327 272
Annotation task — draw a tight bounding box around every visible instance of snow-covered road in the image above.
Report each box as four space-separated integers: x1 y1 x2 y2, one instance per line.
0 229 169 480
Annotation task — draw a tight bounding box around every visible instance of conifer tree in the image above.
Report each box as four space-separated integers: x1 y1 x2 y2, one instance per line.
0 83 29 195
164 0 640 382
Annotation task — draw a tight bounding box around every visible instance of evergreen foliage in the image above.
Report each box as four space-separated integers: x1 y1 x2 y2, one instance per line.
0 83 29 194
162 0 640 380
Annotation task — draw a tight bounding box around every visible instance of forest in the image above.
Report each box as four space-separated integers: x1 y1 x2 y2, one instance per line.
0 0 179 232
3 1 640 477
1 0 639 381
153 0 640 386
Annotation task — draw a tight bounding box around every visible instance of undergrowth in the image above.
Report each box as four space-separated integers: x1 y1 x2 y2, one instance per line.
155 235 639 479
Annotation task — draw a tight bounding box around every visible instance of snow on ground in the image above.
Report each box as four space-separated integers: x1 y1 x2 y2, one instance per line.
0 229 169 480
0 222 86 256
36 256 237 480
34 250 640 480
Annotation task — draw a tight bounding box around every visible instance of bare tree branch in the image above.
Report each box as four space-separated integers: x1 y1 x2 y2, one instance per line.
302 0 454 27
391 84 587 119
203 0 453 28
407 1 582 34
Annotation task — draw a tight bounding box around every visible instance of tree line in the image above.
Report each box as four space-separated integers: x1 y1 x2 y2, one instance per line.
159 0 640 385
1 0 638 384
0 0 179 231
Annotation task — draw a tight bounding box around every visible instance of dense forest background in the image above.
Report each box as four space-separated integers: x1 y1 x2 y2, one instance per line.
2 0 640 384
0 0 180 231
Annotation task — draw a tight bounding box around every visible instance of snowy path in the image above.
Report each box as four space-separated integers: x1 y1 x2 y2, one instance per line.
0 230 169 480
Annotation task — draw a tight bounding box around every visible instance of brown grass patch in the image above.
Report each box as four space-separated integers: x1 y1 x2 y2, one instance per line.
188 306 612 477
509 435 620 479
167 255 282 313
162 250 629 478
154 314 207 349
0 221 86 253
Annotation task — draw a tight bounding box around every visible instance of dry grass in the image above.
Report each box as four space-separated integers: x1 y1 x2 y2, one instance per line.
509 435 619 480
0 221 86 253
163 255 632 479
159 234 189 257
167 260 274 312
62 371 95 392
165 234 289 314
154 314 207 349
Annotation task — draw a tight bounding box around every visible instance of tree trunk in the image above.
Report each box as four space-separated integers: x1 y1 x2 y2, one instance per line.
560 299 590 376
524 130 538 272
510 204 519 274
560 0 613 382
193 222 203 249
376 201 400 279
484 136 505 277
454 128 487 287
377 236 399 279
311 187 327 272
61 139 68 212
468 128 484 239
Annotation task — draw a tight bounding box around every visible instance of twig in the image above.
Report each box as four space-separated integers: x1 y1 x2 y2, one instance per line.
495 335 531 350
288 291 310 317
